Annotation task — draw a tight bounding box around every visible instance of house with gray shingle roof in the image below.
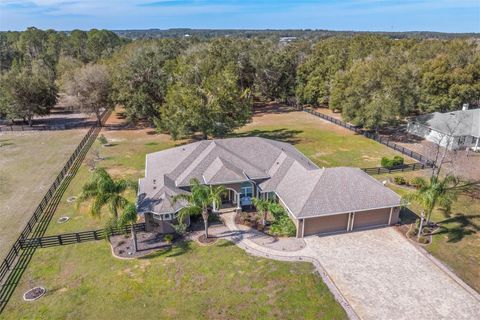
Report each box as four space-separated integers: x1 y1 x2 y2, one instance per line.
137 137 401 237
407 108 480 151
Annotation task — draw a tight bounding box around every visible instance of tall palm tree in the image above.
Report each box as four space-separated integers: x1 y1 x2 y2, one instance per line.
403 175 471 228
118 202 138 252
172 178 226 239
78 168 136 219
252 197 271 225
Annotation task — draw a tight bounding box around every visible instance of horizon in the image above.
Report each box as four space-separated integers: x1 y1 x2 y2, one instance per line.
0 0 479 33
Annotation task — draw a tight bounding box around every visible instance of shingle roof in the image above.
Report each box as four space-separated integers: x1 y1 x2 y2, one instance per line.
137 137 401 217
413 109 480 138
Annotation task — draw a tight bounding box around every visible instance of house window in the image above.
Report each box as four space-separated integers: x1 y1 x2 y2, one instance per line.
240 181 253 206
240 182 253 198
164 213 171 220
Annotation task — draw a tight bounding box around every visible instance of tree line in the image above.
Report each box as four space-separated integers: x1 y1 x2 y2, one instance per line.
1 28 479 136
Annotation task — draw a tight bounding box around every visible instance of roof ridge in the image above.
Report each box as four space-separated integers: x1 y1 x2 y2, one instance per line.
296 165 326 216
175 140 216 185
214 140 268 176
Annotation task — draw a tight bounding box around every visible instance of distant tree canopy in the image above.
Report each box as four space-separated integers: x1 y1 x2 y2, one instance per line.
108 39 186 122
159 40 253 139
0 27 126 124
1 28 479 131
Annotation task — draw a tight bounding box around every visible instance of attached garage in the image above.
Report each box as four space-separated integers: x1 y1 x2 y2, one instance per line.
303 213 349 236
352 208 391 230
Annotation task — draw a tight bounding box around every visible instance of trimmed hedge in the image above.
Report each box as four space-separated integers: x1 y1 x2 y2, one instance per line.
381 155 404 169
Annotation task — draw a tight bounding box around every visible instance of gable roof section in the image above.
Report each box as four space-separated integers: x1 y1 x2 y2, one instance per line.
296 167 401 218
202 157 246 184
413 109 480 138
137 137 401 217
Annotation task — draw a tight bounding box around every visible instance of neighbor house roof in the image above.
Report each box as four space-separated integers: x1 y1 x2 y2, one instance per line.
412 109 480 138
137 137 401 218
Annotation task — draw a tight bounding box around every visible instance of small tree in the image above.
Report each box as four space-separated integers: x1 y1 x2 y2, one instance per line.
97 134 108 146
403 175 476 229
252 197 271 225
78 168 135 219
118 202 138 253
61 63 111 126
172 179 226 239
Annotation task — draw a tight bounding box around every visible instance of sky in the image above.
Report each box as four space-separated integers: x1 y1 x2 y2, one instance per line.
0 0 479 32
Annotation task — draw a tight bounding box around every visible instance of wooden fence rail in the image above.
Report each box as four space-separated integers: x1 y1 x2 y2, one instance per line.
19 223 146 249
302 108 436 168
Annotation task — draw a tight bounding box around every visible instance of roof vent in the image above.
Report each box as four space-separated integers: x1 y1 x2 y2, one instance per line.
153 186 157 190
153 179 156 184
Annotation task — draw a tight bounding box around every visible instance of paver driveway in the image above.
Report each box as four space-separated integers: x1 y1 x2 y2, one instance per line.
304 228 480 320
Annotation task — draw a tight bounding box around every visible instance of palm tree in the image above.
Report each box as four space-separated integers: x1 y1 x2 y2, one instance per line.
403 175 472 228
78 168 136 219
118 202 138 252
172 178 226 239
252 197 271 226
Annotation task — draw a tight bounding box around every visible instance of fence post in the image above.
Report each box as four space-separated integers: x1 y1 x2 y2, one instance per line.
76 233 80 243
93 230 98 240
58 235 63 246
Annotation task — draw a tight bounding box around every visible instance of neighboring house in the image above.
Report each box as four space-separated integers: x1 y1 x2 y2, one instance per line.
407 108 480 151
137 137 401 238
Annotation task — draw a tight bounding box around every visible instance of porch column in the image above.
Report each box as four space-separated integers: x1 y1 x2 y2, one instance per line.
475 137 479 150
236 192 241 210
388 207 393 225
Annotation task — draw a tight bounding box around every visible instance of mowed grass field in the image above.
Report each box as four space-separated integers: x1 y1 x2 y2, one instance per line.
0 129 87 260
45 106 413 235
235 106 412 168
377 170 480 292
2 240 347 320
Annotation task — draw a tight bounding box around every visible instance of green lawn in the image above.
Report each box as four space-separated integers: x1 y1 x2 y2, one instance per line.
235 108 412 168
377 170 480 292
45 118 182 235
46 108 413 235
2 240 346 320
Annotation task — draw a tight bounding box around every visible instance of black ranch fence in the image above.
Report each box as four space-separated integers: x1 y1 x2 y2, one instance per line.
361 162 426 175
0 110 111 285
302 108 436 168
0 120 98 132
20 223 146 249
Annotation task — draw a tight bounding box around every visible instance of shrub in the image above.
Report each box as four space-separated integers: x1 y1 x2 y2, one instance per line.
98 134 108 146
393 176 406 185
269 203 286 221
418 236 429 244
164 234 174 243
410 177 424 189
381 156 404 169
269 217 296 237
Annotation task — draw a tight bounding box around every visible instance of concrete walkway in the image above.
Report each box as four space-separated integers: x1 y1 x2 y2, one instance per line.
216 211 480 320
